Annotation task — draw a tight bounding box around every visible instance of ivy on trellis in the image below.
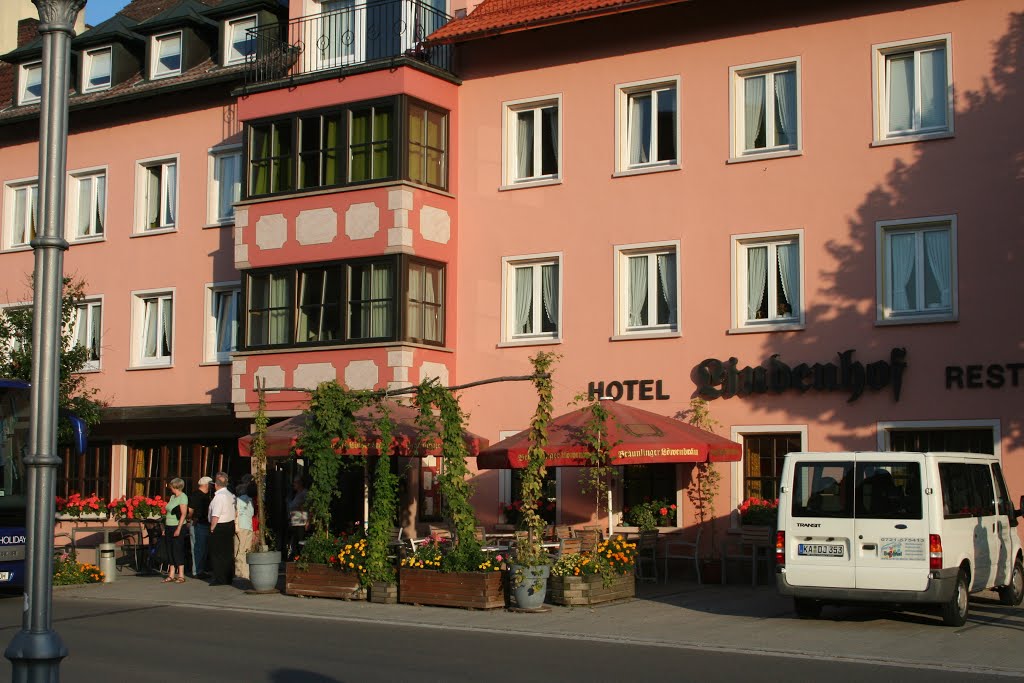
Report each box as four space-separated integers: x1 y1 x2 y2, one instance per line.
573 392 620 523
364 404 398 586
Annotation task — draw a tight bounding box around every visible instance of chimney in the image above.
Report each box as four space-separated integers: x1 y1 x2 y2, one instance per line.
17 18 40 48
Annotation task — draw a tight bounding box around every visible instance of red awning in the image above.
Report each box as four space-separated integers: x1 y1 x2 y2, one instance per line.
476 401 741 469
239 401 489 458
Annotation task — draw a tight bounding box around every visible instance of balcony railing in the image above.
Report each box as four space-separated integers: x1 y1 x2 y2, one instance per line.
245 0 452 87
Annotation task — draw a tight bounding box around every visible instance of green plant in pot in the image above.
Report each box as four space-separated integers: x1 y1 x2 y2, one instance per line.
510 352 559 610
246 378 283 592
364 401 400 603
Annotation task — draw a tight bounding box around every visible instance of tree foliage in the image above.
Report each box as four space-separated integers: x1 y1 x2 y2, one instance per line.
0 276 104 442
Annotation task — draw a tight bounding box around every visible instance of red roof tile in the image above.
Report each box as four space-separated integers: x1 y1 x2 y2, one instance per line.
429 0 688 44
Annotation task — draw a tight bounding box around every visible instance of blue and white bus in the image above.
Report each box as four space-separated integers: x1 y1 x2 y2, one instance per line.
0 379 86 587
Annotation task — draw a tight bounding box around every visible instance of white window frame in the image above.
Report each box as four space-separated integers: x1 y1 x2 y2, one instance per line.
225 15 258 66
204 281 241 363
151 31 183 79
501 94 562 189
131 288 175 368
875 215 957 325
3 178 39 251
500 253 563 346
82 46 113 93
614 76 681 175
207 145 242 225
729 425 808 524
872 35 953 145
18 61 42 105
72 297 103 372
612 240 681 340
0 302 31 357
68 167 107 242
730 229 804 333
729 57 801 162
877 419 1001 460
134 155 179 234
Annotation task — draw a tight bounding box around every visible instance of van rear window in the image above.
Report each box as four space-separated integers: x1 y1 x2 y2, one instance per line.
855 462 922 519
792 461 854 518
939 462 996 518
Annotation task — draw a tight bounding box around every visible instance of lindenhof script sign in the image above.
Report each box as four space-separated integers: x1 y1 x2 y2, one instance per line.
694 348 908 403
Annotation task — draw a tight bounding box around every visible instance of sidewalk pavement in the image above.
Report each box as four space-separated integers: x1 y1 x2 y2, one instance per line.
58 571 1024 676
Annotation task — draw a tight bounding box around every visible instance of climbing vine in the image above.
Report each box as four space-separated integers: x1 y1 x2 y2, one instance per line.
515 352 560 570
684 397 722 555
573 392 620 523
364 402 398 585
415 380 484 571
251 378 270 551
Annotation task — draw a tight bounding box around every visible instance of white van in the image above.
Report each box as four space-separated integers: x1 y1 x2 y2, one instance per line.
776 451 1023 626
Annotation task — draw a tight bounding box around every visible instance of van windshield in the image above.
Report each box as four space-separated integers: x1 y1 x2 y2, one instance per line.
792 461 854 518
855 462 922 519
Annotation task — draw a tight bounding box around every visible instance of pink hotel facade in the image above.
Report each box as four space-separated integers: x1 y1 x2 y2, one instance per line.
1 0 1021 540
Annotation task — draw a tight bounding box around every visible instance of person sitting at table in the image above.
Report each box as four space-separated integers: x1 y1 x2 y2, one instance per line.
162 478 188 584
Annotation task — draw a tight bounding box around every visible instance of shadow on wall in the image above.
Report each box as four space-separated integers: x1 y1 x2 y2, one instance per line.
742 11 1024 452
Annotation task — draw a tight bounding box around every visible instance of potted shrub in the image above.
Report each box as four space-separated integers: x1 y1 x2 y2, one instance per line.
549 535 638 606
623 499 677 530
246 379 283 592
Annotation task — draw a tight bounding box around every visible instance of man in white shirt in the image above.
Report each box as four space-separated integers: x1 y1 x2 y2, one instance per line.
208 472 237 586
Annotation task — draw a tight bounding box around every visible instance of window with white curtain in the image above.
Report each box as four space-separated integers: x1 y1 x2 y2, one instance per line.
348 261 394 340
18 62 42 105
617 79 678 172
616 244 679 335
138 158 177 231
731 60 799 157
407 260 444 344
874 36 952 142
206 284 240 363
226 16 257 65
5 181 38 249
504 96 560 185
134 292 173 366
736 235 801 327
73 300 102 371
83 47 112 92
210 149 241 223
246 271 292 347
71 171 105 240
152 32 183 79
878 218 955 321
504 256 560 342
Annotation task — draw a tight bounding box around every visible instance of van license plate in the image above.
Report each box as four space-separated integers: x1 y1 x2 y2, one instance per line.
798 544 844 557
0 572 10 582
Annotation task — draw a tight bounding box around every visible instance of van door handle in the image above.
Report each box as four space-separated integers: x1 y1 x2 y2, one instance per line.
863 544 877 550
894 524 907 530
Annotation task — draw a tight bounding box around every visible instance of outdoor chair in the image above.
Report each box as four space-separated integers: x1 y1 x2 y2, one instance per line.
662 526 703 584
635 530 659 583
473 526 487 542
553 525 573 541
555 537 581 558
387 527 405 561
577 529 601 553
719 526 774 587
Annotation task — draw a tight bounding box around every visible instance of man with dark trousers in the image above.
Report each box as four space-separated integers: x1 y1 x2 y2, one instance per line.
188 476 213 577
208 472 236 586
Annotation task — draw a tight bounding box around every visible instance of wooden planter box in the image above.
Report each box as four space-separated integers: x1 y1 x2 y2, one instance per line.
399 567 504 609
548 570 635 606
285 563 367 600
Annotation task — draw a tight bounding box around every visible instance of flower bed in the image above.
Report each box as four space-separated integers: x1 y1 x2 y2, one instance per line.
108 495 166 521
739 497 778 528
549 570 635 605
399 567 504 609
285 562 366 600
55 493 109 520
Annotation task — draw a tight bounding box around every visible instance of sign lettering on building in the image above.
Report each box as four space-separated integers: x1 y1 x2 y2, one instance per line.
946 363 1024 389
587 380 670 401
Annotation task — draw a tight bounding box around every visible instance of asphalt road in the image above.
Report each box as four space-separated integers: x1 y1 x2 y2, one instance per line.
0 594 1016 683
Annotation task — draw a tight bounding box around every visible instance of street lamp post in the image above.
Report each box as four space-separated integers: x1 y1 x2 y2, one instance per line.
4 1 85 680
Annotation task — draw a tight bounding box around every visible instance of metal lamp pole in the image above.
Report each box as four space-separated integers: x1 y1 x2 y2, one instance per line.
4 1 85 680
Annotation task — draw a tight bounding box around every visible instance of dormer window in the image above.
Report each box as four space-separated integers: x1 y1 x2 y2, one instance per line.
83 47 112 92
19 62 42 105
152 31 182 79
226 16 257 65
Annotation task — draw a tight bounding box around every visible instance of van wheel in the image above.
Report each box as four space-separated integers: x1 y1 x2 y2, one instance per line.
794 598 822 619
941 570 969 627
998 559 1024 606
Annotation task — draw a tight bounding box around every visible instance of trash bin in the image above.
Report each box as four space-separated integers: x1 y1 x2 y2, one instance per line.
98 542 116 583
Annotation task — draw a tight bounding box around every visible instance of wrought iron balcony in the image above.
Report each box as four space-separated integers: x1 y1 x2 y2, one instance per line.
244 0 452 87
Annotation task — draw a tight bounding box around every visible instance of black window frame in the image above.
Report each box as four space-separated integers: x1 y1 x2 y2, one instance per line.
242 255 446 350
405 97 449 191
296 264 343 344
405 259 445 345
243 95 449 200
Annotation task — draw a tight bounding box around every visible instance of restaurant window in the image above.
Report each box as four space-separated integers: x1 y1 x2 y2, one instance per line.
407 103 447 190
127 440 234 498
622 464 677 524
406 260 443 344
743 433 801 500
511 469 558 524
887 427 994 454
57 442 111 499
